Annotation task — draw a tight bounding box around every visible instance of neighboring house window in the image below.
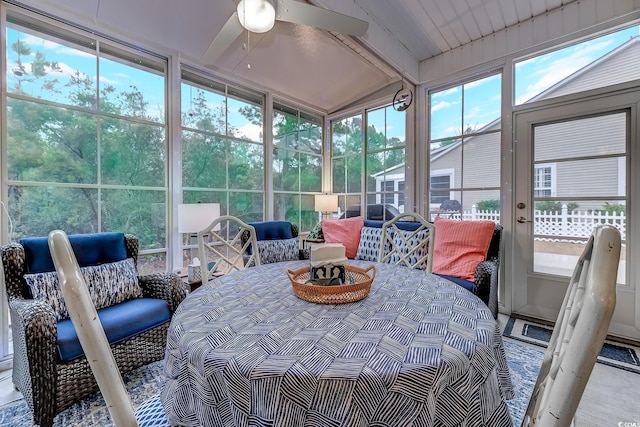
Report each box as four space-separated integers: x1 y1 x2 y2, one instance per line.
381 181 395 204
429 73 502 219
5 15 168 274
533 164 556 197
272 102 323 231
430 174 452 205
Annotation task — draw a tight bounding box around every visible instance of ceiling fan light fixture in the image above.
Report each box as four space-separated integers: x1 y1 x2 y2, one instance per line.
237 0 276 33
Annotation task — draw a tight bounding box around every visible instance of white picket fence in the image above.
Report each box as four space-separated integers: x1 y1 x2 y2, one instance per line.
432 204 626 242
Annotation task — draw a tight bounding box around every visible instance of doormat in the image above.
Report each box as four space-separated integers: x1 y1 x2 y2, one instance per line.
503 317 640 375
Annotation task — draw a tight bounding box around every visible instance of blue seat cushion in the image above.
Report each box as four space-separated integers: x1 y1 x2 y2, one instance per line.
56 298 170 362
434 273 475 293
20 232 128 274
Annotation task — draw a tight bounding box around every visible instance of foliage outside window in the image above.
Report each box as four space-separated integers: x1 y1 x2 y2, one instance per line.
180 70 265 265
331 115 363 215
429 73 502 220
272 102 322 231
5 17 167 273
366 105 406 214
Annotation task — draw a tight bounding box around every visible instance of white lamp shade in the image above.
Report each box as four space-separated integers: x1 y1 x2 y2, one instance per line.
178 203 221 233
315 194 338 213
237 0 276 33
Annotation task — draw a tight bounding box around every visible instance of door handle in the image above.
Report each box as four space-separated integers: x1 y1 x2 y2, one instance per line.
517 216 533 223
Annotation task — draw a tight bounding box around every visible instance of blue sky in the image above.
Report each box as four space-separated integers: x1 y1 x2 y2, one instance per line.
430 25 640 141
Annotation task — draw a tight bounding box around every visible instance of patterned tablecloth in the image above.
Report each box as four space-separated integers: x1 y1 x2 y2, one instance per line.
162 260 514 426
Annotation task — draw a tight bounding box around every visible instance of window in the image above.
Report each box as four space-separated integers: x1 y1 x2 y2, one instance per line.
5 15 168 274
331 105 407 219
366 105 406 217
180 69 264 266
430 175 452 205
429 73 502 221
534 164 555 197
515 26 640 105
272 102 323 230
332 114 363 215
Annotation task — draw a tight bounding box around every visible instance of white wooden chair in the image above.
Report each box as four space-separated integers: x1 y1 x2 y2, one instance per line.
522 224 621 427
48 230 167 427
379 212 436 272
197 215 260 282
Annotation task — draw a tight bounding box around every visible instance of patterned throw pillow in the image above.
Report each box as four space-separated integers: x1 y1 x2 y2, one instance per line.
24 258 141 321
355 227 383 262
388 228 431 269
257 238 300 264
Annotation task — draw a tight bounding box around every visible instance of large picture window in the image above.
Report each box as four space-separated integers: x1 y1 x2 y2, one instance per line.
180 70 265 265
272 102 322 231
429 73 502 221
5 15 168 273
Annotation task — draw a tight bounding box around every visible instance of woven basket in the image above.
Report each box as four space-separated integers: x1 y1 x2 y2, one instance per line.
287 264 376 304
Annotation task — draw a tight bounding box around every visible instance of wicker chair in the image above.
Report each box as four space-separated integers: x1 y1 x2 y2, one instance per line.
0 232 186 427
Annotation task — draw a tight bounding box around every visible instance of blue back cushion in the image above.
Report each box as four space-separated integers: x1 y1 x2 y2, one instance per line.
249 221 294 241
363 220 423 231
20 232 128 274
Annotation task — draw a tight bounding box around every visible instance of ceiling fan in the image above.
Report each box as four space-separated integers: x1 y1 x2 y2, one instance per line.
202 0 369 64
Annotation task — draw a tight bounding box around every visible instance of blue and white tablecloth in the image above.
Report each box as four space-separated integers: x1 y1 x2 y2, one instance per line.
162 260 514 426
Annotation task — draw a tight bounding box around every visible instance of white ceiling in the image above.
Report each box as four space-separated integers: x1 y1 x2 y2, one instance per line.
13 0 576 112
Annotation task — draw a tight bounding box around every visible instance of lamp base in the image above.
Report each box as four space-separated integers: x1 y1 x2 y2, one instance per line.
321 212 333 221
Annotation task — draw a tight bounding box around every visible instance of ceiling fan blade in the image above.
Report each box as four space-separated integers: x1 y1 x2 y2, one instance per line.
276 0 368 36
202 12 244 64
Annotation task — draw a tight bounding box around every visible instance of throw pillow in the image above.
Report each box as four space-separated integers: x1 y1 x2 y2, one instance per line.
24 258 141 321
355 226 383 262
321 216 364 258
257 238 300 264
431 218 495 281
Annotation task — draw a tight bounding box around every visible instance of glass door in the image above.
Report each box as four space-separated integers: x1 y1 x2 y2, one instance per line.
513 91 638 340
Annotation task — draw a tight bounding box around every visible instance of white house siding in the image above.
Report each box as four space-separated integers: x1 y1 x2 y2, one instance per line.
556 157 620 198
462 132 501 188
534 113 626 162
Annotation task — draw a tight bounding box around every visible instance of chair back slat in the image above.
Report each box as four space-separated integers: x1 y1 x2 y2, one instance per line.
379 212 435 272
48 230 138 427
197 215 261 280
522 225 621 427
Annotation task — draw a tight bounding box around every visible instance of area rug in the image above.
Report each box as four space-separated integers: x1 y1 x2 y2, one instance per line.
503 316 640 374
0 340 541 426
0 361 165 426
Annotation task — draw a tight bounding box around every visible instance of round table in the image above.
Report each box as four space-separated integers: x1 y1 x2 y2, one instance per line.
162 260 514 426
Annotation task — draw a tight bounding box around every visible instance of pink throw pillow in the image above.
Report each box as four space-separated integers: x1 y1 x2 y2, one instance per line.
432 217 495 281
321 216 364 259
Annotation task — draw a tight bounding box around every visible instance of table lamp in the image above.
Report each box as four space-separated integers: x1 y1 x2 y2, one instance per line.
178 203 221 234
315 194 338 221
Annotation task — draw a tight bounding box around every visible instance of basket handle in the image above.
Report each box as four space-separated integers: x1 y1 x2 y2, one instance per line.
363 264 376 277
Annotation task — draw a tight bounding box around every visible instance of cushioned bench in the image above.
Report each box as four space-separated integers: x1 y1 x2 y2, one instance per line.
315 217 502 318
